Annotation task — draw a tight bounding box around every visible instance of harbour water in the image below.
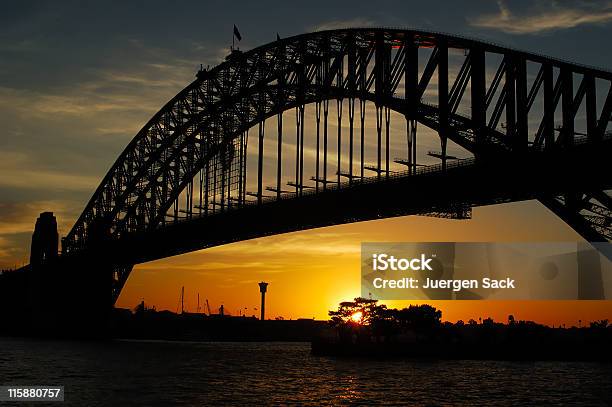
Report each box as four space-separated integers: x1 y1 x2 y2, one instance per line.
1 338 611 406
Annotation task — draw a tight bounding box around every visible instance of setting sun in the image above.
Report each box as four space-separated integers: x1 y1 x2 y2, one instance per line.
351 311 363 323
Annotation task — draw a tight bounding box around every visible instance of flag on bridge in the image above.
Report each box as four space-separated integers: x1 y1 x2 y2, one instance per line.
233 25 242 42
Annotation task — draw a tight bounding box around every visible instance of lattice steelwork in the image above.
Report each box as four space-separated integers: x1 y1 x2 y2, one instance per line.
57 29 612 302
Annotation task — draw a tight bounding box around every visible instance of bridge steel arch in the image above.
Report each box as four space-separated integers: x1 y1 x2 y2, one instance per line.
58 28 612 303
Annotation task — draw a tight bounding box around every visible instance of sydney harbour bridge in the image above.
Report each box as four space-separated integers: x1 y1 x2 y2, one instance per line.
12 28 612 331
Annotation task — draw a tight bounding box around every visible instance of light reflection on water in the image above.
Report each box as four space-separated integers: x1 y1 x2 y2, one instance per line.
0 338 611 406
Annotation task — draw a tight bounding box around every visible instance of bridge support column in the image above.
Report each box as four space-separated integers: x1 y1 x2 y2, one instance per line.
30 212 58 265
62 218 114 338
407 119 417 174
437 40 449 171
376 105 383 177
359 98 365 179
28 212 59 335
277 113 283 200
315 101 321 192
348 97 355 184
323 99 329 189
28 216 114 338
561 68 575 148
471 47 486 149
515 56 528 152
384 106 390 178
405 35 419 175
337 98 343 186
542 63 555 149
257 121 265 204
297 104 305 194
585 74 598 142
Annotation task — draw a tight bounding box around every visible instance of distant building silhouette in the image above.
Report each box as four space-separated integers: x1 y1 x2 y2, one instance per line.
258 282 268 321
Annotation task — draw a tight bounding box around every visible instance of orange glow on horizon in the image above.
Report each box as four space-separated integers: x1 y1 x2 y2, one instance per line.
115 201 612 326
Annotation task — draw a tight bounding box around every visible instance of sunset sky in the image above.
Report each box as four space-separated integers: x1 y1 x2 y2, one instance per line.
1 0 612 325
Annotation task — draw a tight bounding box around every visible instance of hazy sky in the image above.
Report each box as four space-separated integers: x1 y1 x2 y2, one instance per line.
1 0 612 323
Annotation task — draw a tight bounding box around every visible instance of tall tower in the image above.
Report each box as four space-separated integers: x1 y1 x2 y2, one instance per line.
30 212 58 266
258 282 268 321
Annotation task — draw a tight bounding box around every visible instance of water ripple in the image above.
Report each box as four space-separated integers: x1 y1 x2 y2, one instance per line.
0 339 610 406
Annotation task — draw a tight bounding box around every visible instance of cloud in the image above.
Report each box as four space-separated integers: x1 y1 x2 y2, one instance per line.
469 0 612 34
0 200 79 268
0 236 21 263
0 39 216 269
0 200 78 236
0 65 187 118
210 231 362 257
134 229 362 278
312 18 377 32
0 151 99 192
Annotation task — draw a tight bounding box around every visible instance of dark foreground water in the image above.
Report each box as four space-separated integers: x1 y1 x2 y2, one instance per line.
1 338 611 406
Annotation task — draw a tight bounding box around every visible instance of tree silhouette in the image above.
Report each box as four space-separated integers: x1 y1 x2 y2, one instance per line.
392 304 442 332
590 319 610 329
328 297 385 327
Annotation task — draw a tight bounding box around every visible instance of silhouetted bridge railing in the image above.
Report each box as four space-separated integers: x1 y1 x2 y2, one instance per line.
257 129 611 204
249 157 478 206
